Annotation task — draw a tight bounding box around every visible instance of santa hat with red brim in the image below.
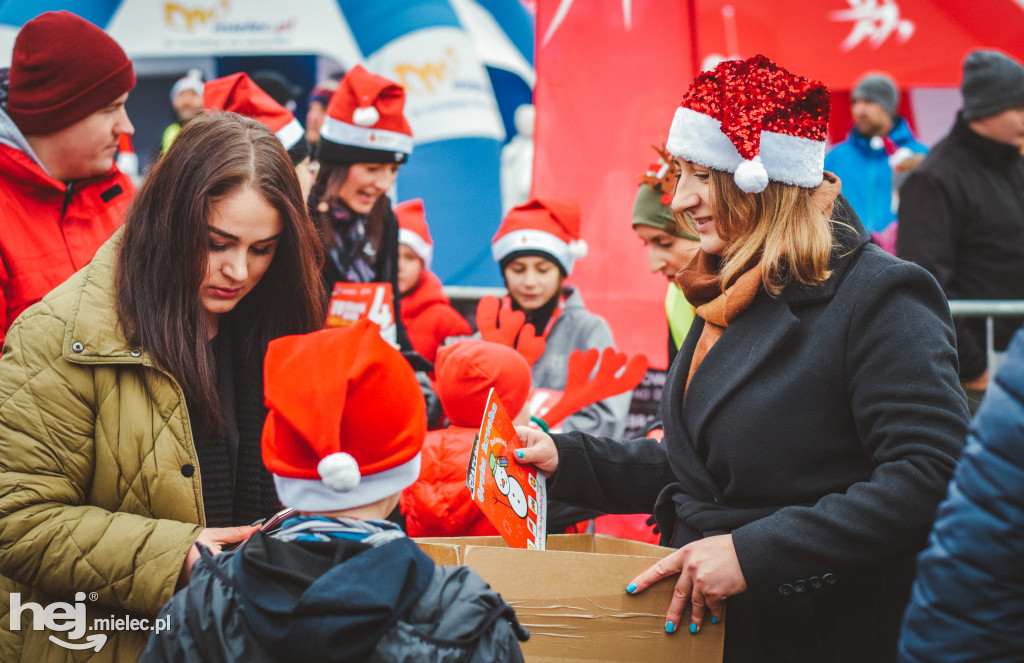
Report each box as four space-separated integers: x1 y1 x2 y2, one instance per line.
318 64 413 165
204 71 310 166
262 320 427 512
666 54 830 194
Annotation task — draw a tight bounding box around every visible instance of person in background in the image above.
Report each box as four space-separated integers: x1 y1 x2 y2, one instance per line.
141 321 528 662
204 71 317 200
310 65 410 324
251 69 302 114
305 74 341 158
490 198 631 440
824 72 926 253
310 65 443 432
898 323 1024 662
515 55 968 662
0 10 136 354
896 50 1024 412
401 339 531 538
161 68 204 155
396 198 473 364
632 144 701 365
0 112 325 661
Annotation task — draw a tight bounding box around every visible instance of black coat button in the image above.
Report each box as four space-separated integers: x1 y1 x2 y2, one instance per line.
779 584 795 598
181 464 195 477
793 580 808 594
823 573 838 586
809 576 822 589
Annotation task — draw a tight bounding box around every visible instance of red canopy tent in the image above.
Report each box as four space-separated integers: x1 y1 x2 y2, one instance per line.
532 0 1024 368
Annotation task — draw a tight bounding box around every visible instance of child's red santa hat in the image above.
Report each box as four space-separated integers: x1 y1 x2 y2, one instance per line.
262 320 427 511
666 54 830 194
318 64 413 165
491 198 588 276
395 198 433 270
435 340 532 428
203 71 309 166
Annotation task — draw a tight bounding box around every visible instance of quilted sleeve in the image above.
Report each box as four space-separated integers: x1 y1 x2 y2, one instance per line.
0 309 201 616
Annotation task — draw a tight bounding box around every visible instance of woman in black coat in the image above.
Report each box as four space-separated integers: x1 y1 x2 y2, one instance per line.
516 55 969 663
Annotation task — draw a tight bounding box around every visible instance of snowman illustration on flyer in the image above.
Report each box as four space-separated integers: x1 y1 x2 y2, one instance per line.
466 389 547 549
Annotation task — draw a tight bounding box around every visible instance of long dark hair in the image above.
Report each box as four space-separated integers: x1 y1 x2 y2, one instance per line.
116 111 326 432
308 160 390 251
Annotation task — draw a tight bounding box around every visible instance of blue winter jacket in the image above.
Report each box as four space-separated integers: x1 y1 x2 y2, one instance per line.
824 118 926 234
898 324 1024 662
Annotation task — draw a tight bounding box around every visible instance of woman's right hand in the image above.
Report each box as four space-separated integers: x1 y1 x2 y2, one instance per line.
513 425 560 476
178 525 259 587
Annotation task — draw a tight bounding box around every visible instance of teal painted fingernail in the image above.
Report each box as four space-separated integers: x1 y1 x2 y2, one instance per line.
515 450 524 458
666 621 675 633
689 623 698 634
711 616 718 624
626 583 637 593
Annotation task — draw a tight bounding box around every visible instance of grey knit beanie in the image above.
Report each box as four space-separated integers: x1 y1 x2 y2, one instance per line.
853 73 898 116
961 50 1024 121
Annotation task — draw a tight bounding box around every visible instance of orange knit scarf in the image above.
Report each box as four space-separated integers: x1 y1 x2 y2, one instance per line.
675 251 764 392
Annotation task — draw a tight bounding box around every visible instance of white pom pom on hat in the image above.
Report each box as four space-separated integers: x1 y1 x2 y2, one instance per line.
568 238 589 259
734 157 769 194
317 452 361 492
352 105 379 127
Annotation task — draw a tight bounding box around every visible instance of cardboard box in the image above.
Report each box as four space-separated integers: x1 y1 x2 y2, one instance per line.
415 534 725 662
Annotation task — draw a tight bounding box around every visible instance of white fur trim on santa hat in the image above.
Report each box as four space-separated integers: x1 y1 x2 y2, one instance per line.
399 228 433 271
666 107 825 189
320 115 414 155
276 117 304 151
492 229 579 275
274 453 422 512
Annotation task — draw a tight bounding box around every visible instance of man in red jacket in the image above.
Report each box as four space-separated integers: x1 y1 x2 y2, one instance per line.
0 10 136 351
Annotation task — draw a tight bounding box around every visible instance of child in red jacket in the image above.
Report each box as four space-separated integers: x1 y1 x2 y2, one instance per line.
395 199 473 364
401 339 531 537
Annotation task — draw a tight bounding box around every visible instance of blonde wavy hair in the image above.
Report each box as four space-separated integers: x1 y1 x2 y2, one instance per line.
708 170 835 295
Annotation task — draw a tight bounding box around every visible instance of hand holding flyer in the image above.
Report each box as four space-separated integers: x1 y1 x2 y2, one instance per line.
466 389 546 549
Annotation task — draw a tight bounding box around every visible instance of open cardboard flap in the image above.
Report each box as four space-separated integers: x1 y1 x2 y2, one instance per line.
415 534 725 662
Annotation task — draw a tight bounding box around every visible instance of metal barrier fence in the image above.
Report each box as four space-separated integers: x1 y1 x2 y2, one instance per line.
947 300 1024 376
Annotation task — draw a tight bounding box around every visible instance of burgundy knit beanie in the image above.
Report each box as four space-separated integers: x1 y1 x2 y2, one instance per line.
7 11 135 136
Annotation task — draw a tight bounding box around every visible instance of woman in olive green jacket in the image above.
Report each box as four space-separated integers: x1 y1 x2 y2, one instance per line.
0 112 325 661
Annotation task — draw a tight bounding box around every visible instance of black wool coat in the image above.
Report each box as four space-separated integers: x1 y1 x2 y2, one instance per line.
548 206 969 663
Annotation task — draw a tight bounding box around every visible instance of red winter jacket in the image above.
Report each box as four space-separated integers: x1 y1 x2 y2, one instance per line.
401 340 531 537
398 270 472 364
0 126 134 351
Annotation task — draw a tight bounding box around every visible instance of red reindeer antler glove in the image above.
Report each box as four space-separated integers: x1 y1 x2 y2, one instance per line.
538 347 649 430
475 295 546 366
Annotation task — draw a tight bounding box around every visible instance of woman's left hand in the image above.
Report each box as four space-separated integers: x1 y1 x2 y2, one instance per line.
626 534 747 634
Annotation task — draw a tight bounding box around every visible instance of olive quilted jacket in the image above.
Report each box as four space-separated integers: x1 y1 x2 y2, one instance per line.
0 233 204 662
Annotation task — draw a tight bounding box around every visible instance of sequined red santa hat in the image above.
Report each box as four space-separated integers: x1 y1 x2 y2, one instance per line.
318 64 413 165
491 198 588 276
666 54 830 194
203 72 309 165
262 320 427 511
395 198 433 270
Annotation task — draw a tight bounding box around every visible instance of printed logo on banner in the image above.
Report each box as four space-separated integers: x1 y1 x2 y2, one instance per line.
830 0 915 51
369 27 505 145
8 592 172 652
